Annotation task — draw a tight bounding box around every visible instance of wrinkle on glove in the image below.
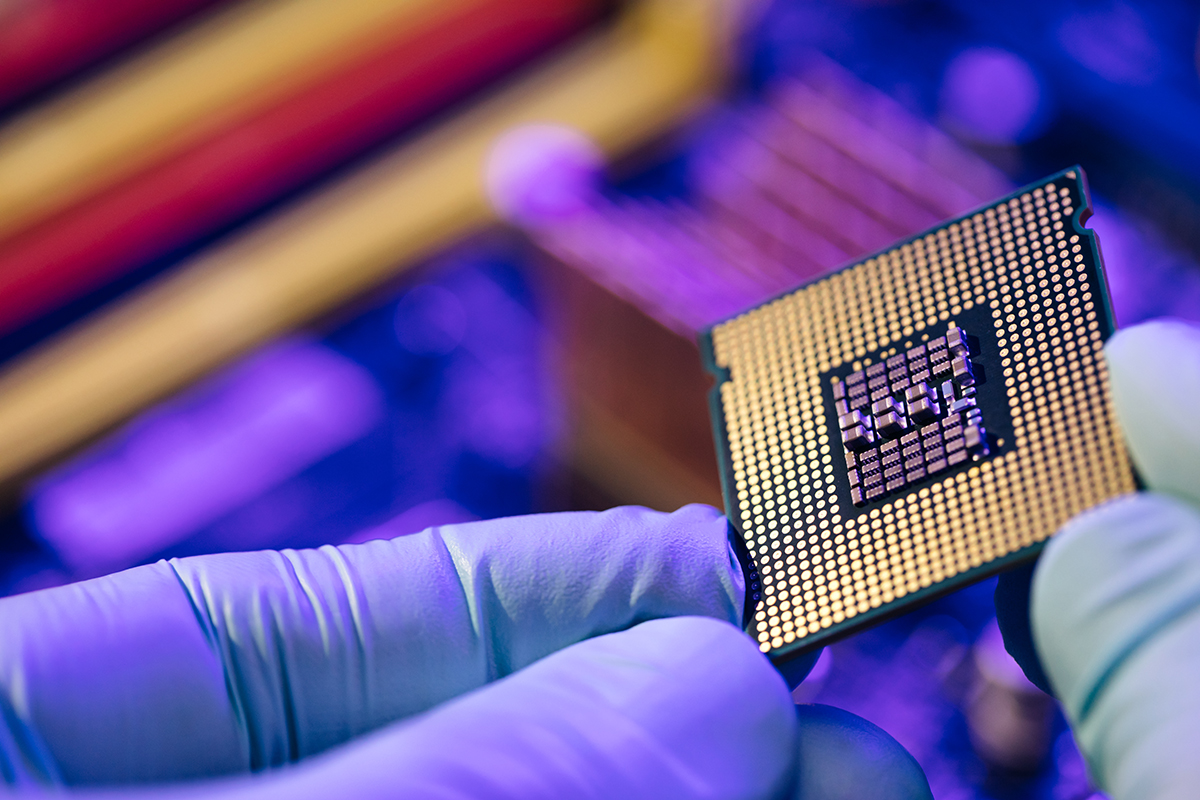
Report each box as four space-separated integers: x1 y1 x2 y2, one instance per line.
1029 320 1200 800
0 505 742 787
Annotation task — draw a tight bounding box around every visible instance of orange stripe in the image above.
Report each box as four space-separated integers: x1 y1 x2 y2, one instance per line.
0 0 727 487
0 0 455 239
0 0 599 332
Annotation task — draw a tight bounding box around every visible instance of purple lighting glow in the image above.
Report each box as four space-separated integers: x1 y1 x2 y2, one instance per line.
486 123 604 229
30 341 384 575
1058 3 1161 86
940 47 1046 145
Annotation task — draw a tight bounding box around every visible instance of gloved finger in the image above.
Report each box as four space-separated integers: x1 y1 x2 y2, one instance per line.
995 317 1200 695
1105 318 1200 507
788 705 932 800
1031 492 1200 799
0 505 743 786
80 617 799 800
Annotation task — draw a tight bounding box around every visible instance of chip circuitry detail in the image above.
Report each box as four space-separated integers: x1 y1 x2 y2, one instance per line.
701 168 1137 662
836 326 988 505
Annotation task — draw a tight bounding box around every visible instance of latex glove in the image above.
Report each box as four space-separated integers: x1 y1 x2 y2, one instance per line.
997 319 1200 800
0 504 930 798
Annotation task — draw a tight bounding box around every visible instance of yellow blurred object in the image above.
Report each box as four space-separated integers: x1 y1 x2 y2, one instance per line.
0 0 728 486
0 0 453 238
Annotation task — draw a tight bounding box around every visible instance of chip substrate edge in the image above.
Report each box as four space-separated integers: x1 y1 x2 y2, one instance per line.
700 166 1136 665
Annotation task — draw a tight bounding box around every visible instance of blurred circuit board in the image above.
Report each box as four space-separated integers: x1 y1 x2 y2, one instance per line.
701 167 1137 663
6 243 553 590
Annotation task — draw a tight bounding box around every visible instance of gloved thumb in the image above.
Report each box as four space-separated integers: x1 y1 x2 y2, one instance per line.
997 318 1200 697
1032 492 1200 800
82 617 798 800
67 617 932 800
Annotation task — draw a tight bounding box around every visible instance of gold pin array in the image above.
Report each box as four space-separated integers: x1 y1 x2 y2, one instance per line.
708 173 1137 656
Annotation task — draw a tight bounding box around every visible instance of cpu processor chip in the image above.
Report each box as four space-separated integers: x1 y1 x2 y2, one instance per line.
700 168 1138 663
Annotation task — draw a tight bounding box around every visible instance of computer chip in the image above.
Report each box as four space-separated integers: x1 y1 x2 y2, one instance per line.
700 167 1138 664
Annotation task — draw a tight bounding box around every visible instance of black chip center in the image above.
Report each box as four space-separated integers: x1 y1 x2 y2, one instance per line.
824 310 1013 513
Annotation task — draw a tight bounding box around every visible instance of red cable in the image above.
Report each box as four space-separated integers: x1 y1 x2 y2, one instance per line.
0 0 600 335
0 0 226 109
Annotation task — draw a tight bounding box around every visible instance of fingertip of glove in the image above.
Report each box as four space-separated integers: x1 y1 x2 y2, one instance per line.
789 704 932 800
1105 319 1200 506
1106 318 1200 362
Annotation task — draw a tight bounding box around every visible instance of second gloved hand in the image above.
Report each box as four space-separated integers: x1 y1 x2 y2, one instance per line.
999 319 1200 800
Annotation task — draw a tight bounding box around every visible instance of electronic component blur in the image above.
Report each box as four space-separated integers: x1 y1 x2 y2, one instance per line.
3 0 1200 796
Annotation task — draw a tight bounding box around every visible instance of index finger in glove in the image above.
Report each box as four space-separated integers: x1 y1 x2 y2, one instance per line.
0 505 743 785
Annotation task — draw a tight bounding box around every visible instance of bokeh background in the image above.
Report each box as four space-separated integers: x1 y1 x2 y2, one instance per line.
2 0 1199 796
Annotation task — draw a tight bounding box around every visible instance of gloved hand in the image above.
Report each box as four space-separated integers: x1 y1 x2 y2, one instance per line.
997 318 1200 800
0 504 930 799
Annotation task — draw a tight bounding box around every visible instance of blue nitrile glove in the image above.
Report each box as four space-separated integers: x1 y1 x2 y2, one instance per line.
996 319 1200 800
0 504 931 799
